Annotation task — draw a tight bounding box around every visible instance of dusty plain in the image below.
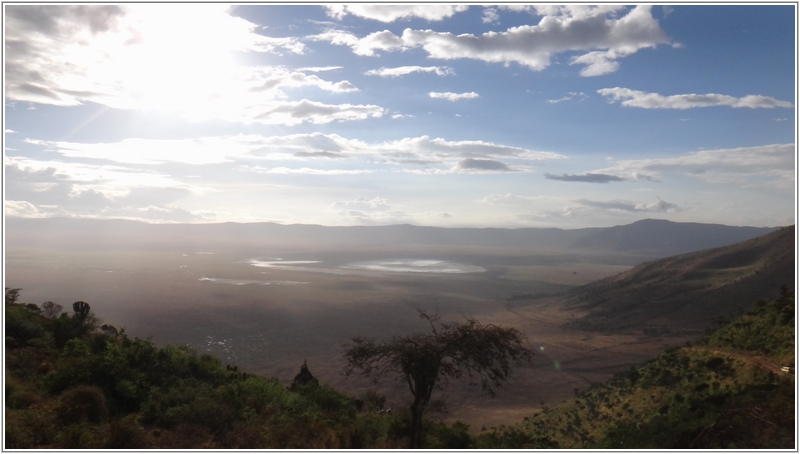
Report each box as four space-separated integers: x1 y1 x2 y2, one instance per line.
4 244 699 430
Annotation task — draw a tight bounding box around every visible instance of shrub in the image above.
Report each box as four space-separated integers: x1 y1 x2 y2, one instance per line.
56 385 109 424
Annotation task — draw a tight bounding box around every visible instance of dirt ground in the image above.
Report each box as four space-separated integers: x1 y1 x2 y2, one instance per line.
5 245 698 431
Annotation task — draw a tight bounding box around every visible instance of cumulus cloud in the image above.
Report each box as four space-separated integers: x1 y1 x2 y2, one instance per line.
595 143 795 189
309 30 408 56
545 173 626 183
326 5 469 22
598 87 794 109
429 91 479 101
482 7 500 24
365 66 454 77
249 68 358 94
317 6 669 75
251 100 385 125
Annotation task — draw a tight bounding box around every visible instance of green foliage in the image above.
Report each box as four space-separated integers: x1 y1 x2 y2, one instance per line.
4 290 410 448
701 291 795 363
8 287 792 449
476 291 795 450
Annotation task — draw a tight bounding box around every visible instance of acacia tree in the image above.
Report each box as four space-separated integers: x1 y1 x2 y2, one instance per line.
343 311 533 449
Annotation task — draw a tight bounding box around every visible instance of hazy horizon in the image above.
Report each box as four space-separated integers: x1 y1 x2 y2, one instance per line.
4 5 795 230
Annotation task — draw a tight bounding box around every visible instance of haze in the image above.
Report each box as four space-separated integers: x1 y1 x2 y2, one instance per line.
3 4 796 431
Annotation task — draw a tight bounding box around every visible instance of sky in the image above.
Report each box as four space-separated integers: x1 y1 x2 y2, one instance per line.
3 4 796 229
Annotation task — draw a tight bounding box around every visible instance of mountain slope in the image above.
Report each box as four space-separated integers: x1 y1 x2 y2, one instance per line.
563 225 795 332
568 218 779 257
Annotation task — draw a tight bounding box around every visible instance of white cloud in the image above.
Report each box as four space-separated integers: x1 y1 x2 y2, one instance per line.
325 5 469 22
5 5 306 111
454 158 516 173
482 7 500 24
245 133 566 166
25 137 242 165
295 66 343 72
477 193 554 205
25 133 565 171
598 87 794 109
573 197 680 213
544 172 626 183
5 7 389 126
331 197 391 211
310 30 407 56
246 166 373 175
547 91 588 103
596 143 795 189
327 196 411 225
318 6 669 75
4 155 214 222
365 66 454 77
429 91 479 101
5 155 203 198
5 129 17 134
250 100 385 125
5 200 47 218
519 194 680 223
249 68 358 94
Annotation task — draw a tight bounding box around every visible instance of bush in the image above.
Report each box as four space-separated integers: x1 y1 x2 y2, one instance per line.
56 385 109 424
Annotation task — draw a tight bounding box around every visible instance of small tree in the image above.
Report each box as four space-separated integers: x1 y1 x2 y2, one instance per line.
5 287 21 305
41 301 64 319
343 311 533 448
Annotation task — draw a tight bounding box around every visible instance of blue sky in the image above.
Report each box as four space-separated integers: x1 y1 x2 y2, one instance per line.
4 4 796 228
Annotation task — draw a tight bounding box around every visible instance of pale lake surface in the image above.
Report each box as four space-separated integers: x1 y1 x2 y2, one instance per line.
247 257 486 275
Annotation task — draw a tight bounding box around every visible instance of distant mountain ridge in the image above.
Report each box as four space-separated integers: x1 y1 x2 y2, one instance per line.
5 217 779 259
567 218 779 256
562 225 795 332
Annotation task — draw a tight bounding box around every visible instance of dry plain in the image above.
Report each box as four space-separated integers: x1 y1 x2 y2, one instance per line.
5 243 699 430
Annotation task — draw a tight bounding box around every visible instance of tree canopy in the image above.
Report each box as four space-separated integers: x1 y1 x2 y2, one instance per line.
343 311 533 448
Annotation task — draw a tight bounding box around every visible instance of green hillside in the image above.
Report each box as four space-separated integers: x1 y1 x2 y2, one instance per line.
5 286 794 449
4 289 470 449
476 288 795 449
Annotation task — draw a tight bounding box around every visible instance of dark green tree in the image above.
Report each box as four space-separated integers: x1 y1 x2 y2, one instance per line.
41 301 64 318
6 287 21 305
343 311 533 449
290 360 319 391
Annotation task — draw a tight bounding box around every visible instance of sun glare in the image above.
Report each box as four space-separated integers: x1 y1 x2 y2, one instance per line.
114 5 251 116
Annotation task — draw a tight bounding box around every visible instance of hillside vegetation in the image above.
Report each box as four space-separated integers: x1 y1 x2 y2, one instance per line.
5 285 794 449
4 289 470 449
562 225 794 333
476 287 795 449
